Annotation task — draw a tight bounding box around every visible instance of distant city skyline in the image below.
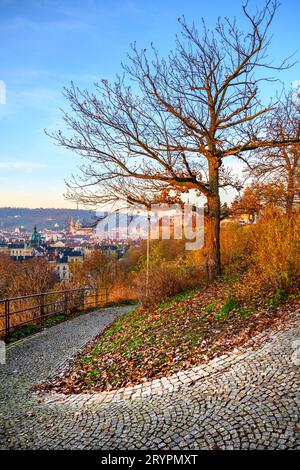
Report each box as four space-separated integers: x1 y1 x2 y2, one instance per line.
0 0 299 208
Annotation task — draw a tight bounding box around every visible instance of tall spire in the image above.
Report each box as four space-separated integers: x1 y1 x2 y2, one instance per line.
29 225 41 248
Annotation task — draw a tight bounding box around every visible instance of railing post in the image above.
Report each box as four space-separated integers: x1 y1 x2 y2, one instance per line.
5 299 10 342
105 288 109 304
40 293 45 325
64 291 68 316
82 289 85 311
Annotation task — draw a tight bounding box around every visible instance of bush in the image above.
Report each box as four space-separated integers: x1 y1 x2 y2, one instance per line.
229 211 300 303
220 222 254 273
135 258 202 307
247 211 300 291
109 280 138 305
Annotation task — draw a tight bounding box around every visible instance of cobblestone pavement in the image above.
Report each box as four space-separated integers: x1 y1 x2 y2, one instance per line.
0 306 300 450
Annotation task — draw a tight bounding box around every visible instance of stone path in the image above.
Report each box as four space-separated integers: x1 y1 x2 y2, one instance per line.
0 305 300 450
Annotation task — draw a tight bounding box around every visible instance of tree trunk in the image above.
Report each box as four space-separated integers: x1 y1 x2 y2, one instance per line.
286 172 295 215
204 159 221 283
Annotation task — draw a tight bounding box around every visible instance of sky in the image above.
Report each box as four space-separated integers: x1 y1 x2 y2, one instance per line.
0 0 299 209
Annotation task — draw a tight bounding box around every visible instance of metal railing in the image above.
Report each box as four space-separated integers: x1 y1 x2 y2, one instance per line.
0 287 109 341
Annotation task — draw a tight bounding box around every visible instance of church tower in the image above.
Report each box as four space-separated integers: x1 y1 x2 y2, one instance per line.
29 225 41 248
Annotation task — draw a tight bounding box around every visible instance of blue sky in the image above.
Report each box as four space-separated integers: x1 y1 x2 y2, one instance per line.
0 0 299 208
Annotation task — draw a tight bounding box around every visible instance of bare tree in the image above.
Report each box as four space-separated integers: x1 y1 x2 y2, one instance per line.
49 1 299 282
247 86 300 214
69 249 115 288
7 258 57 298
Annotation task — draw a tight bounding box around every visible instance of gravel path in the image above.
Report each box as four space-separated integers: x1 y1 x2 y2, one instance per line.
0 305 300 450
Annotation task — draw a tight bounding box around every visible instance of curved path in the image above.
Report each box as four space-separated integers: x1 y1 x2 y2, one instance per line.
0 305 300 450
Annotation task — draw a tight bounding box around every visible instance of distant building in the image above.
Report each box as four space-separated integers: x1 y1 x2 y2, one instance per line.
29 225 41 248
4 226 42 260
8 243 34 260
67 218 93 237
1 221 129 279
0 240 9 255
55 249 84 281
49 241 66 248
55 259 71 281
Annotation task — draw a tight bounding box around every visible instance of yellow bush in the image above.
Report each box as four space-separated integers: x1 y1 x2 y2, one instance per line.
248 211 300 290
221 222 254 273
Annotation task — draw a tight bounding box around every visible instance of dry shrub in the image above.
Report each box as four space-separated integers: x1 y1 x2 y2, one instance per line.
221 212 299 288
220 222 254 273
109 281 138 304
135 259 202 307
226 211 300 303
246 211 300 291
108 271 138 304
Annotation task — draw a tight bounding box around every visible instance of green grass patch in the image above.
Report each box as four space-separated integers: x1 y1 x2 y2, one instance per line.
268 288 289 309
214 296 237 320
43 314 66 327
10 324 41 340
157 289 199 312
218 271 241 284
205 301 219 313
236 307 255 318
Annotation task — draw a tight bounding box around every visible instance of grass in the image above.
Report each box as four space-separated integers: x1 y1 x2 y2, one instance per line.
214 296 238 320
10 324 41 341
157 289 199 311
236 307 256 318
37 280 299 395
43 314 66 328
269 288 289 309
9 314 67 341
205 301 219 313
